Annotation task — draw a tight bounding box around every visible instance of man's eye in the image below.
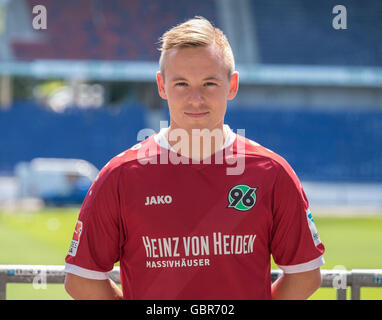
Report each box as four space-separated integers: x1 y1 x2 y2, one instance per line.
175 82 187 87
204 82 217 86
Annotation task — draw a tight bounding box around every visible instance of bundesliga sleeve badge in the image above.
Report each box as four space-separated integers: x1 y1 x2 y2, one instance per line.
68 220 83 257
306 208 322 246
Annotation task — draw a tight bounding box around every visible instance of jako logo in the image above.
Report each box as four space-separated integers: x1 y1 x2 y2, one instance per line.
145 195 172 206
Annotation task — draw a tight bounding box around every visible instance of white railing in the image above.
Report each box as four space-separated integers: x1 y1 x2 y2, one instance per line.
2 61 382 87
0 265 381 300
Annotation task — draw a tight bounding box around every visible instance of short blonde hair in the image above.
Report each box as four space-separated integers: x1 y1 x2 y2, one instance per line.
158 16 235 79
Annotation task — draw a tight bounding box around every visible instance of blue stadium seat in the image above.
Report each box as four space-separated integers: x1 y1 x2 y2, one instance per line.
13 0 218 61
0 101 147 172
1 103 382 182
251 0 382 66
225 107 382 182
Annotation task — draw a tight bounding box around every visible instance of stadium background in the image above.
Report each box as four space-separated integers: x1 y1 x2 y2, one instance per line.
0 0 381 299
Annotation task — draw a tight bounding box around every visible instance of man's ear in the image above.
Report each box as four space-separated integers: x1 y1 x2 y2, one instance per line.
227 71 239 100
156 71 167 100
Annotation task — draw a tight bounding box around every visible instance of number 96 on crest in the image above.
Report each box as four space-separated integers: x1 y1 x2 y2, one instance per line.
227 185 257 211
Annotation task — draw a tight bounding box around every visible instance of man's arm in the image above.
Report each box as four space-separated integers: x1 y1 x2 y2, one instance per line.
271 268 322 300
64 273 123 300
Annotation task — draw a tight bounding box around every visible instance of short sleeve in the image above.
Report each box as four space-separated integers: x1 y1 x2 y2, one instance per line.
270 161 325 274
65 162 122 279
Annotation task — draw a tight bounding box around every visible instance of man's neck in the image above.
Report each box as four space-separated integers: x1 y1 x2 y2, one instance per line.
165 125 227 161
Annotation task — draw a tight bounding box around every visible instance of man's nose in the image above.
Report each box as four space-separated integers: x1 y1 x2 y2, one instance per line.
188 88 203 106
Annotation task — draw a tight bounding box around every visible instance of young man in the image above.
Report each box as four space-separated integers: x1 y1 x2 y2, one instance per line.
64 17 325 300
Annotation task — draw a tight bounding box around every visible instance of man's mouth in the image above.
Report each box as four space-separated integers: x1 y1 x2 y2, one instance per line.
184 111 209 119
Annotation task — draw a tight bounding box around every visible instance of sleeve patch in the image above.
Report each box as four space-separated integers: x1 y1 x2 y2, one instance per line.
68 220 83 257
306 208 321 246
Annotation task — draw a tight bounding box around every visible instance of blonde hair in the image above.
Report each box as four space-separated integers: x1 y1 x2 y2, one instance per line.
158 16 235 79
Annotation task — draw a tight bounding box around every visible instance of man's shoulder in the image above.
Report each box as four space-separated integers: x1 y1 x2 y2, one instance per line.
236 135 296 176
114 136 158 163
97 135 159 176
236 135 282 163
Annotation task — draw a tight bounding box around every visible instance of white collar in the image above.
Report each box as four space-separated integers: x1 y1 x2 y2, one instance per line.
154 124 236 152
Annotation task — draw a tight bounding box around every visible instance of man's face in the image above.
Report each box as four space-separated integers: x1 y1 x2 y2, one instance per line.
157 44 238 133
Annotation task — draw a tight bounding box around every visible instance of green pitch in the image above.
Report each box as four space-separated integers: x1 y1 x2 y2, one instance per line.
0 208 381 300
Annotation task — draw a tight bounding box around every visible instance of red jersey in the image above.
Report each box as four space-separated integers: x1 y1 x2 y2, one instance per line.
65 125 325 299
